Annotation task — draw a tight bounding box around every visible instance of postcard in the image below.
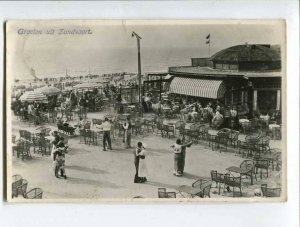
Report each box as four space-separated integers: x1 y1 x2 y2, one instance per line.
6 20 286 202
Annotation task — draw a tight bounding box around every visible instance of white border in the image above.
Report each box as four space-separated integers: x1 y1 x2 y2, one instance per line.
0 1 299 227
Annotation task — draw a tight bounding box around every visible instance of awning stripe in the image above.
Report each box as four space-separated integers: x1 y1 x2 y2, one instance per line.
169 77 226 99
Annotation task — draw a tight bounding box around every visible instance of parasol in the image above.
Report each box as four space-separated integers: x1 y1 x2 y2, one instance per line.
19 91 48 103
35 86 61 96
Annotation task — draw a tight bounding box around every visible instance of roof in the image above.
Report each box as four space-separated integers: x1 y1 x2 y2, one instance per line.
169 66 282 78
209 44 281 62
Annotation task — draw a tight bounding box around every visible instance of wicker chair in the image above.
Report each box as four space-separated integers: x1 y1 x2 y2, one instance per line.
39 138 52 155
161 124 175 138
258 148 282 171
215 129 230 152
175 121 185 136
261 184 281 197
241 135 260 157
31 136 40 154
133 120 143 135
143 119 155 132
24 188 43 199
198 125 209 140
189 123 200 141
229 130 239 149
257 136 271 155
17 140 32 160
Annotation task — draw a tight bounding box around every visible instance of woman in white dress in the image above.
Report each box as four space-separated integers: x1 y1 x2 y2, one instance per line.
137 142 148 182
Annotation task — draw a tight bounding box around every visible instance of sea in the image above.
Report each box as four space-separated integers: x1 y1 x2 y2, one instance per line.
17 47 210 81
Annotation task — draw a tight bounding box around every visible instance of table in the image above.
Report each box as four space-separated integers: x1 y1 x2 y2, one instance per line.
176 185 201 198
12 143 18 156
239 119 249 124
185 123 193 130
269 124 280 130
239 119 250 134
260 115 270 122
226 166 254 185
128 105 135 109
269 124 281 139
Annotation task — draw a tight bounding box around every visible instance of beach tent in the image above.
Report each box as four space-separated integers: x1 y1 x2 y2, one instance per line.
73 82 103 89
19 91 48 103
34 86 61 96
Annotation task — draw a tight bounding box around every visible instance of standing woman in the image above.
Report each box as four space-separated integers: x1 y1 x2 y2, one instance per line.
123 117 132 149
137 142 148 183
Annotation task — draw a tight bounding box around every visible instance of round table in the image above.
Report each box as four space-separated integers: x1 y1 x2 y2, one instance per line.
239 119 250 134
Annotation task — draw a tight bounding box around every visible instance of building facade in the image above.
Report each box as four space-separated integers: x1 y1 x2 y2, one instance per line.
168 44 282 117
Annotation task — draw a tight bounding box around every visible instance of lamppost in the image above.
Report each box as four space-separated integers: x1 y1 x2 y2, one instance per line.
132 31 143 117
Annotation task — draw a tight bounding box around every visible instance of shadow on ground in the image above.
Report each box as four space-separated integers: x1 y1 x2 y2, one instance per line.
66 165 109 175
66 176 123 189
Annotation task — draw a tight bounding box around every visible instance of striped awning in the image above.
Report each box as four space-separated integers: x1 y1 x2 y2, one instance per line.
169 77 226 99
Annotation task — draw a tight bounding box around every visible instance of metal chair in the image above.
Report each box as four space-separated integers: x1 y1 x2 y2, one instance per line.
192 179 212 198
166 192 176 198
12 175 22 198
24 188 43 199
16 179 28 198
261 184 281 197
158 188 167 198
17 140 32 160
224 174 242 197
254 159 269 179
239 160 257 184
210 170 227 195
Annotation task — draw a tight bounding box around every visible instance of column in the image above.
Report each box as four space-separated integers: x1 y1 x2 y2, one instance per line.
253 89 257 111
241 89 244 105
244 90 248 104
276 89 281 111
231 87 234 106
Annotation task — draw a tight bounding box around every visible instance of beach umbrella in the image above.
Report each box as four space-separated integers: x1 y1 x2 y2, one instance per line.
34 86 61 96
73 82 103 89
19 91 48 103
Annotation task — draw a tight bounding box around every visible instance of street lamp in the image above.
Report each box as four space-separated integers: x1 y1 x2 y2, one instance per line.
132 31 143 117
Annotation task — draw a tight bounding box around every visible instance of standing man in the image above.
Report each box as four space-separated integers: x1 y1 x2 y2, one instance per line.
99 117 112 151
123 117 132 149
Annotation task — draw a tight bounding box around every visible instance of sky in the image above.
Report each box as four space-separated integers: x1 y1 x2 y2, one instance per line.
6 20 285 80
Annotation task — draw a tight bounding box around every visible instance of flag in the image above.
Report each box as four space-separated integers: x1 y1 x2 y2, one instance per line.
206 40 210 44
206 34 210 39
